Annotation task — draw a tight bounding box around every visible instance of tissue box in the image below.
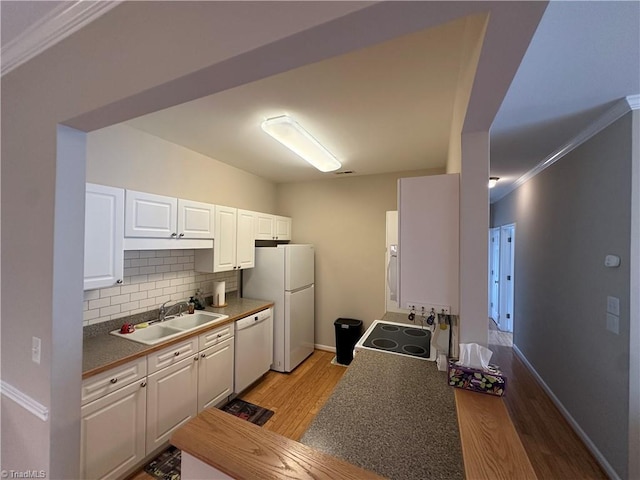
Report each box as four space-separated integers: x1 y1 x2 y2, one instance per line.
447 360 507 396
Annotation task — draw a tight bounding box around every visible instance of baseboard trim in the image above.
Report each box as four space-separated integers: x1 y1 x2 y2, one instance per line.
1 380 49 421
512 345 620 480
314 344 336 353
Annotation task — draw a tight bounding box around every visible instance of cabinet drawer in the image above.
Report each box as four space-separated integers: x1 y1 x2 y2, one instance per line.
147 337 198 374
81 357 147 406
199 324 234 351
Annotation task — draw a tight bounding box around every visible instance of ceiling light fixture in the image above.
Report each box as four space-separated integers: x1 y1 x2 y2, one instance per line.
488 177 500 189
261 115 342 172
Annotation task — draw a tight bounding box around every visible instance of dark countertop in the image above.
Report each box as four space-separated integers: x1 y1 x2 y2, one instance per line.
82 297 273 378
299 349 464 480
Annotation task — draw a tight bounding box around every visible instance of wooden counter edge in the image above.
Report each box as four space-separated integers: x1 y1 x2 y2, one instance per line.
82 302 274 379
171 407 387 480
455 389 537 480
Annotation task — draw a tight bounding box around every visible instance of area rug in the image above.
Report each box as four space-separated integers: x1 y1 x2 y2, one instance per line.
144 400 273 479
221 398 274 426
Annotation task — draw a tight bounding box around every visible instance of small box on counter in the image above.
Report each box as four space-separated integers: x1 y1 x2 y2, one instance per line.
447 360 507 396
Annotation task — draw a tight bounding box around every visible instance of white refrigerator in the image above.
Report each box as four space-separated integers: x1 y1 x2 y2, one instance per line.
242 244 315 372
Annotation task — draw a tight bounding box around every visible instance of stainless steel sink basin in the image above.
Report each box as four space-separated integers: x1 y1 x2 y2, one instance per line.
110 311 229 345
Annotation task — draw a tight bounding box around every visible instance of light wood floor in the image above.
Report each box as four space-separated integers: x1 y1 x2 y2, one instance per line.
131 347 606 480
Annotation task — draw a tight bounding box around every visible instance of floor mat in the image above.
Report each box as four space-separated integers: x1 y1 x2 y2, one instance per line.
143 400 274 479
143 446 181 480
221 398 275 426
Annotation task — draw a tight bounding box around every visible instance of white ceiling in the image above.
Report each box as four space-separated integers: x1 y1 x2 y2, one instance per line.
3 1 639 201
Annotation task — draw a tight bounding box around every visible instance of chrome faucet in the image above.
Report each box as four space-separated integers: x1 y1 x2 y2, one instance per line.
158 300 189 321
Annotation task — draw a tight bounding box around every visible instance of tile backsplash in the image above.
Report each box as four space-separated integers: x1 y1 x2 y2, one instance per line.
83 249 238 326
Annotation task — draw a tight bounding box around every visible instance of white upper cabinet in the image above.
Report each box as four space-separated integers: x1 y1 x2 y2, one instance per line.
236 209 256 270
194 207 256 273
255 213 291 241
213 205 237 272
125 190 178 238
177 199 215 239
84 183 124 290
398 174 459 313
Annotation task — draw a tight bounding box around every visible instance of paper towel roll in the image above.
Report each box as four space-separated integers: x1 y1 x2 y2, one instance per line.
213 281 226 307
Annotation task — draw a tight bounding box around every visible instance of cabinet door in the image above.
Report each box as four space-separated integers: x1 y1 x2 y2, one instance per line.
398 174 459 311
84 184 124 290
146 356 198 453
197 337 234 412
177 199 215 239
255 213 275 240
213 205 237 272
125 190 177 238
274 216 291 241
80 380 146 480
236 209 256 269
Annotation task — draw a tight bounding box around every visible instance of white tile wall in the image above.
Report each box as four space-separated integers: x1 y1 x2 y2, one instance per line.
83 249 238 326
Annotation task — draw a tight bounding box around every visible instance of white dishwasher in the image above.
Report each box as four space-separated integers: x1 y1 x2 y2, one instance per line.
234 308 273 394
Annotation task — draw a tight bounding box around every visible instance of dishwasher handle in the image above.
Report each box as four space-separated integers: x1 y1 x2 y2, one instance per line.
236 309 271 331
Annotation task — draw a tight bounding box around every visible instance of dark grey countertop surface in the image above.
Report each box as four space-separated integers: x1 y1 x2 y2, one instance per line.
299 348 464 480
83 296 273 376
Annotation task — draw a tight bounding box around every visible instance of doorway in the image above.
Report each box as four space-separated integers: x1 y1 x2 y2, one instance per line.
488 223 515 333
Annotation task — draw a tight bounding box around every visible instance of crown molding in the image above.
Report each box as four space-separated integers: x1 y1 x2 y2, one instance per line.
494 94 640 203
1 0 121 77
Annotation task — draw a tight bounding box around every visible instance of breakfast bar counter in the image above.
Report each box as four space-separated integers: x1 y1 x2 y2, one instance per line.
299 349 464 480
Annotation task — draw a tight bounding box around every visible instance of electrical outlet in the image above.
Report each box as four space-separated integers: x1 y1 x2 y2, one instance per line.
32 336 41 364
403 302 451 315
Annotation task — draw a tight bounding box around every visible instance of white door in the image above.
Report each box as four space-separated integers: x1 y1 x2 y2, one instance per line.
499 224 516 332
146 356 198 453
197 337 234 412
284 245 314 291
80 381 146 480
284 285 314 372
125 190 177 238
84 184 124 290
236 209 256 269
489 227 501 323
177 199 215 239
213 205 237 272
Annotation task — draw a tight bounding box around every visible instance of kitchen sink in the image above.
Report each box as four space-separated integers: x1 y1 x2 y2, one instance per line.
110 311 229 345
163 312 227 330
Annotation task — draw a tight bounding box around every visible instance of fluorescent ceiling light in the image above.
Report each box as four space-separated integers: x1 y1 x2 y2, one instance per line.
261 115 342 172
488 177 500 189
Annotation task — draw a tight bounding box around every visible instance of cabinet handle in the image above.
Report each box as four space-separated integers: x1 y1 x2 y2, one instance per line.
174 351 180 356
217 334 222 338
141 382 147 388
116 279 123 284
179 233 185 238
110 378 117 384
194 356 199 361
201 353 206 358
171 232 177 237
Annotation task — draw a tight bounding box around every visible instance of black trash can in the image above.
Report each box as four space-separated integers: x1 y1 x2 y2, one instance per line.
334 318 363 365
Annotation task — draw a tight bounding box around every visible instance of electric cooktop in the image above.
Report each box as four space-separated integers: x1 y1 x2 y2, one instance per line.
355 320 434 360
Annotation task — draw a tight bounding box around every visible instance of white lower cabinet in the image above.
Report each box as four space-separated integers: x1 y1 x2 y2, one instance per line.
80 380 147 480
81 324 236 478
197 337 234 412
146 354 198 453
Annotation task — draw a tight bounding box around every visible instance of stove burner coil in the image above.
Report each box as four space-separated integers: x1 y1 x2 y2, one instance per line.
402 344 427 355
381 325 400 332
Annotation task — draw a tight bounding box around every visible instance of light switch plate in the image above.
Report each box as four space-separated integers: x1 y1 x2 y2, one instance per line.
607 296 620 316
606 313 620 335
32 336 41 364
